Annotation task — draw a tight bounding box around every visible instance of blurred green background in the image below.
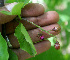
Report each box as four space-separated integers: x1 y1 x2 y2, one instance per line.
27 0 70 60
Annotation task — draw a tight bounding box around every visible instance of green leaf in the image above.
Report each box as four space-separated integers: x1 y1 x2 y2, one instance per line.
8 49 18 60
48 37 55 46
0 32 9 60
11 2 24 15
0 10 12 15
14 23 37 56
11 0 30 15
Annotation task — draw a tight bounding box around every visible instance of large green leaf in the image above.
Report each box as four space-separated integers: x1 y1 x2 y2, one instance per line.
0 33 9 60
8 49 18 60
14 22 37 56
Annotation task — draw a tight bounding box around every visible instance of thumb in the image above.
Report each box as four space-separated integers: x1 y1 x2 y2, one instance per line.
0 3 17 24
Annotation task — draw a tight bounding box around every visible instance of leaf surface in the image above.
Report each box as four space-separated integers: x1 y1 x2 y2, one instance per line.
8 49 18 60
14 23 37 56
0 33 9 60
11 2 24 15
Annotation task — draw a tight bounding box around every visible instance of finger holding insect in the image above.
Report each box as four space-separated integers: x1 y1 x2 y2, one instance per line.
7 23 60 48
28 23 61 42
52 26 61 32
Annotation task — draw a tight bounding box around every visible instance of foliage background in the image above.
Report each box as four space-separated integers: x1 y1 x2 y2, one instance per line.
27 0 70 60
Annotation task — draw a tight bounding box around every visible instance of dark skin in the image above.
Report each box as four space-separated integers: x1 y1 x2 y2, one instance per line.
0 4 60 60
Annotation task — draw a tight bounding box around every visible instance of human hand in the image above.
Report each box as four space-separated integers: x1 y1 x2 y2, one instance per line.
0 3 61 60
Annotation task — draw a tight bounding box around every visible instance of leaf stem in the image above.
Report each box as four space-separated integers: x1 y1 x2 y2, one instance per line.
22 18 56 38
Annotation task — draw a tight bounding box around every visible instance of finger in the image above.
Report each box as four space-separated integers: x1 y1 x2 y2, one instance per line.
37 11 59 26
12 40 51 60
28 23 61 42
21 3 45 17
7 23 60 48
6 11 59 34
0 6 16 24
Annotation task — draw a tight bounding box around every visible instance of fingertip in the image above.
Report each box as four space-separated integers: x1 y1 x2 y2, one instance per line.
37 11 59 26
35 40 51 54
47 11 59 22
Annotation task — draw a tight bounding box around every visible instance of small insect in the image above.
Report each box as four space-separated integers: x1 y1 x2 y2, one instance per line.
52 26 61 32
54 41 60 50
40 35 44 40
37 30 44 40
